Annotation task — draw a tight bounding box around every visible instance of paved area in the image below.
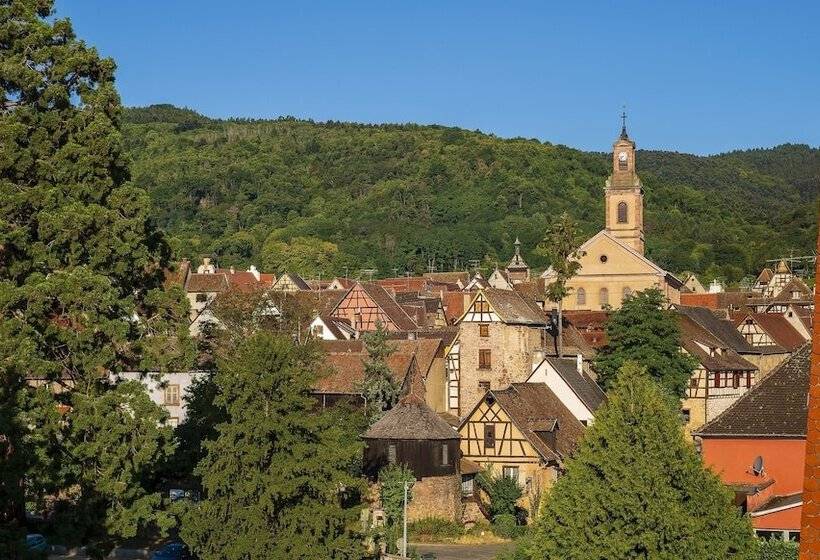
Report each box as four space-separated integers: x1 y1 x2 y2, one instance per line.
412 542 514 560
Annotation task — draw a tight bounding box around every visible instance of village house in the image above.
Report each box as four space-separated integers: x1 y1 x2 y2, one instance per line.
526 356 607 425
314 337 448 412
270 271 312 292
682 274 707 294
458 383 586 516
447 288 546 416
327 281 419 333
694 344 811 541
730 312 808 353
113 370 210 427
363 395 463 523
677 312 759 433
541 125 682 311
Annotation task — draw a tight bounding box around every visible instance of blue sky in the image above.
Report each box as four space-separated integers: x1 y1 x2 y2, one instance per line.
58 1 820 154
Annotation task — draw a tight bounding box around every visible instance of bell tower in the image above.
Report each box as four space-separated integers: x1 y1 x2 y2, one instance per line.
604 111 645 254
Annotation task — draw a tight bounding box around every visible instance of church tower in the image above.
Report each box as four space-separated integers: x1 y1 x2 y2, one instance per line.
604 113 645 254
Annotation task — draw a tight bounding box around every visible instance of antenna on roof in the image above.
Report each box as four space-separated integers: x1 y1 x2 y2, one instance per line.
752 455 764 476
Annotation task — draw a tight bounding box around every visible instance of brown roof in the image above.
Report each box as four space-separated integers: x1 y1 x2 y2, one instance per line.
512 279 547 300
695 344 811 437
564 310 610 349
363 394 459 440
477 288 546 325
360 282 419 331
756 268 774 284
485 383 586 463
423 271 470 285
731 312 807 351
675 305 757 354
442 291 467 324
677 315 757 372
374 277 430 293
771 278 813 303
185 272 229 293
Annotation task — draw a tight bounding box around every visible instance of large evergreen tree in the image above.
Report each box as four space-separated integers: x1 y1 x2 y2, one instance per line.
0 0 192 553
359 322 400 423
523 363 755 560
180 333 366 560
593 288 697 397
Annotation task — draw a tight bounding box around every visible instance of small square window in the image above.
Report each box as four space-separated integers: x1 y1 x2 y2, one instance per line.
479 324 490 337
478 380 491 392
478 349 492 369
164 384 180 406
502 466 519 482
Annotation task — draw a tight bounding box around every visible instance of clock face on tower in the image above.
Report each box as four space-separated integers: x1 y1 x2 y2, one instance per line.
618 151 628 162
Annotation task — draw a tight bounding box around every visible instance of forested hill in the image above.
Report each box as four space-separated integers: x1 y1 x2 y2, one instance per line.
122 104 818 283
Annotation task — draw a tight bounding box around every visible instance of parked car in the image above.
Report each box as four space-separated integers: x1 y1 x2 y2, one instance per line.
150 542 194 560
25 534 48 553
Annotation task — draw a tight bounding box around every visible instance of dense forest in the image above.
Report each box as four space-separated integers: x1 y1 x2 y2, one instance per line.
123 104 818 283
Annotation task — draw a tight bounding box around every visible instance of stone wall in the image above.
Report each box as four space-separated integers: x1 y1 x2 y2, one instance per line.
407 473 462 523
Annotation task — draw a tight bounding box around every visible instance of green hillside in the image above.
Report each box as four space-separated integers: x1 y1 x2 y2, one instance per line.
123 104 818 283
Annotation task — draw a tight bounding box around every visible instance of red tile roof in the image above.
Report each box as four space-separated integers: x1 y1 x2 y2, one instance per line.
731 312 808 352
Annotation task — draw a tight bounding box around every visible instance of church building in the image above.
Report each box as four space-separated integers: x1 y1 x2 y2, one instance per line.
541 118 682 310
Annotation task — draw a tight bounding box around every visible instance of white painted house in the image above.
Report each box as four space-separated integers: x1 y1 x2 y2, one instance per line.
113 371 210 427
527 356 606 425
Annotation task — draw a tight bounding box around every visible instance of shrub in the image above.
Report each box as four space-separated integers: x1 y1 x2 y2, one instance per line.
758 538 798 560
477 469 523 518
493 513 524 539
408 517 464 541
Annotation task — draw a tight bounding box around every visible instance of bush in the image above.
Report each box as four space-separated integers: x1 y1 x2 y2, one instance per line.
492 513 522 539
758 538 798 560
408 517 464 541
477 469 523 519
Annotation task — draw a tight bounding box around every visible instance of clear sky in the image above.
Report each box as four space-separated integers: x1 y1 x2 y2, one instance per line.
57 1 820 155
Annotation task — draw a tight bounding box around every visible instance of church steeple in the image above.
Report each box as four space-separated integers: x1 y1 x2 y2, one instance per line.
605 112 645 254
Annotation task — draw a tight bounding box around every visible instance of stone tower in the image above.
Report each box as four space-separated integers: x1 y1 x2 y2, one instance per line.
604 114 645 255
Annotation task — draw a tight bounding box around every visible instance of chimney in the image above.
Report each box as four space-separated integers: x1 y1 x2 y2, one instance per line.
576 354 584 374
248 265 260 281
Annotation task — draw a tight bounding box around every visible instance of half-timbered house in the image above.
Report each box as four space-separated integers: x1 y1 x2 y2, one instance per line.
731 312 808 353
328 282 418 333
458 383 585 515
449 289 546 416
271 272 312 292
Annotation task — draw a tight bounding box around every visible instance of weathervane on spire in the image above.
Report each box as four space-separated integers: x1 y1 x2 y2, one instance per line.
620 106 628 139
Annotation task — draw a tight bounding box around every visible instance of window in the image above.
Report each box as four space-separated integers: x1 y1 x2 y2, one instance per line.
681 409 691 424
617 201 628 223
388 444 397 465
479 349 492 370
478 380 491 392
479 324 490 337
168 417 179 428
164 384 180 406
713 372 722 388
599 288 609 307
576 288 586 306
747 371 752 388
195 293 208 303
599 254 608 263
732 372 741 389
476 299 491 313
502 466 519 482
792 291 801 300
441 443 449 466
484 425 495 449
690 377 699 389
312 324 324 337
461 475 475 496
622 287 632 300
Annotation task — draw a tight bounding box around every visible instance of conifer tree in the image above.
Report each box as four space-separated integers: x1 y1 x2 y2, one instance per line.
181 333 366 560
360 322 400 422
523 363 755 560
594 288 697 397
0 0 192 553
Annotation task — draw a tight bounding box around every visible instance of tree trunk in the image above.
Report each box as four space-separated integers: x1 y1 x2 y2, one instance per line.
558 299 564 358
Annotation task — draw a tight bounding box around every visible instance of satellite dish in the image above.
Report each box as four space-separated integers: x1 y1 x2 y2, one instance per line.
752 456 764 476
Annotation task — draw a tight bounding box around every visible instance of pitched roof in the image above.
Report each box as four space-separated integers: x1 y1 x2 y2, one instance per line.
677 315 757 372
374 276 430 293
284 272 312 290
564 310 610 349
772 277 813 303
731 312 807 352
423 271 470 286
359 282 419 331
316 316 354 339
695 344 811 437
476 288 546 325
363 394 459 440
543 357 607 412
487 383 586 463
441 291 467 324
675 305 756 354
185 272 229 293
756 268 774 285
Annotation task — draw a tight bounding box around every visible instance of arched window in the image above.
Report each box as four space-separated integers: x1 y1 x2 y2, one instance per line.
617 201 628 224
576 288 586 306
599 287 609 307
622 287 632 301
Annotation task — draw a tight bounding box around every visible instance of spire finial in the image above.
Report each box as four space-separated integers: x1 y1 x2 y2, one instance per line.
514 236 521 256
620 106 628 139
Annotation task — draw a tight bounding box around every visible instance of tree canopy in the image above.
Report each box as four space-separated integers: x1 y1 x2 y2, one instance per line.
593 288 698 397
122 105 817 283
180 332 366 560
523 363 755 560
